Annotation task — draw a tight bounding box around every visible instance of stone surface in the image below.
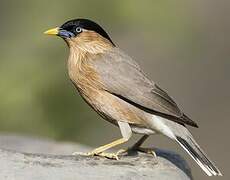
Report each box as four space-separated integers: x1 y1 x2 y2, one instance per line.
0 134 90 155
0 134 192 180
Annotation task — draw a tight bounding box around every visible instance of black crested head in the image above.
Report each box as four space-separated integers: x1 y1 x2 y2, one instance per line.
60 18 115 46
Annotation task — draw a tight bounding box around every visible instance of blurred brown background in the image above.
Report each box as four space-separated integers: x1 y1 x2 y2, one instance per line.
0 0 229 179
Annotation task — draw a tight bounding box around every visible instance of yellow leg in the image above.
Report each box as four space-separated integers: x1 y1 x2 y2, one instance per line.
73 138 128 160
91 138 127 154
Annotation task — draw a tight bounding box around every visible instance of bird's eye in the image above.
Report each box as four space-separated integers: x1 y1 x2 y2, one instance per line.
75 27 82 33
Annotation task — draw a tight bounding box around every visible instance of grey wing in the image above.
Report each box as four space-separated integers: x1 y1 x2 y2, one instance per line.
91 48 198 127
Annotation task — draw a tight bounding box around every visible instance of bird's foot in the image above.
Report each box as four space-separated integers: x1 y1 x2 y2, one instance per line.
135 147 157 157
116 147 157 158
72 151 119 160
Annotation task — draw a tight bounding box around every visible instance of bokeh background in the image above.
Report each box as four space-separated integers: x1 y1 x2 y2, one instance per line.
0 0 229 179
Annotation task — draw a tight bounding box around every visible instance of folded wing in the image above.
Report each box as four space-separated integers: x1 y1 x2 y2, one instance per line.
91 48 198 127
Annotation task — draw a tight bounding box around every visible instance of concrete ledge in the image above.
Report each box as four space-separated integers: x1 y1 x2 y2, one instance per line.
0 135 192 180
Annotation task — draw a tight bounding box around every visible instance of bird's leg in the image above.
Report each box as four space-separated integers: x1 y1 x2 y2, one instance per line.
73 121 132 160
131 134 149 150
133 146 157 157
132 135 156 157
116 135 148 155
117 135 156 157
73 138 128 160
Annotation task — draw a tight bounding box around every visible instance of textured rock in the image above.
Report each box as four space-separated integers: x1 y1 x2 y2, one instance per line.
0 135 192 180
0 134 90 155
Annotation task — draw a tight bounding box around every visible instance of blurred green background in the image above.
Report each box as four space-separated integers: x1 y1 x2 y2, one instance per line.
0 0 229 179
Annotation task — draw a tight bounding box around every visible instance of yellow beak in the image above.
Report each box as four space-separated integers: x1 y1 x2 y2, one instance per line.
44 27 59 35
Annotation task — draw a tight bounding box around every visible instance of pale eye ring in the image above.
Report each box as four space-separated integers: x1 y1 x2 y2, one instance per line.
76 27 82 33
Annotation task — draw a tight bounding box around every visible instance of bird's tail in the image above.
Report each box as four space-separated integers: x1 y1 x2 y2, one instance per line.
176 135 222 176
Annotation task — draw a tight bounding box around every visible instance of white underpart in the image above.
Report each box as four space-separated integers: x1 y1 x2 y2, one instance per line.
131 126 156 135
151 115 176 139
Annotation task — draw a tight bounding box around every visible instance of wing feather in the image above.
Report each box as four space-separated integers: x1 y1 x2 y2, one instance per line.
91 48 198 127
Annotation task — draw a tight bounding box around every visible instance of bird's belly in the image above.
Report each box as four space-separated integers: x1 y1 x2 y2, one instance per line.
81 89 153 130
75 82 162 135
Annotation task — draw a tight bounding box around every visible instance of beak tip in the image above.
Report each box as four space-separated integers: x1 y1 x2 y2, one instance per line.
43 30 49 35
44 27 59 35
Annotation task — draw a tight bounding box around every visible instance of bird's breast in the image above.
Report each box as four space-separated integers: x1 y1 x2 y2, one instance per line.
67 50 151 128
68 54 100 92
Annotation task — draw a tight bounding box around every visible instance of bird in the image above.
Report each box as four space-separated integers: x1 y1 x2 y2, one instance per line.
44 18 222 176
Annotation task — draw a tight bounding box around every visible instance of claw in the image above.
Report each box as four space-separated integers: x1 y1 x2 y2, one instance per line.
116 149 128 155
116 147 157 157
136 147 157 158
72 147 157 160
72 151 119 160
100 152 119 160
